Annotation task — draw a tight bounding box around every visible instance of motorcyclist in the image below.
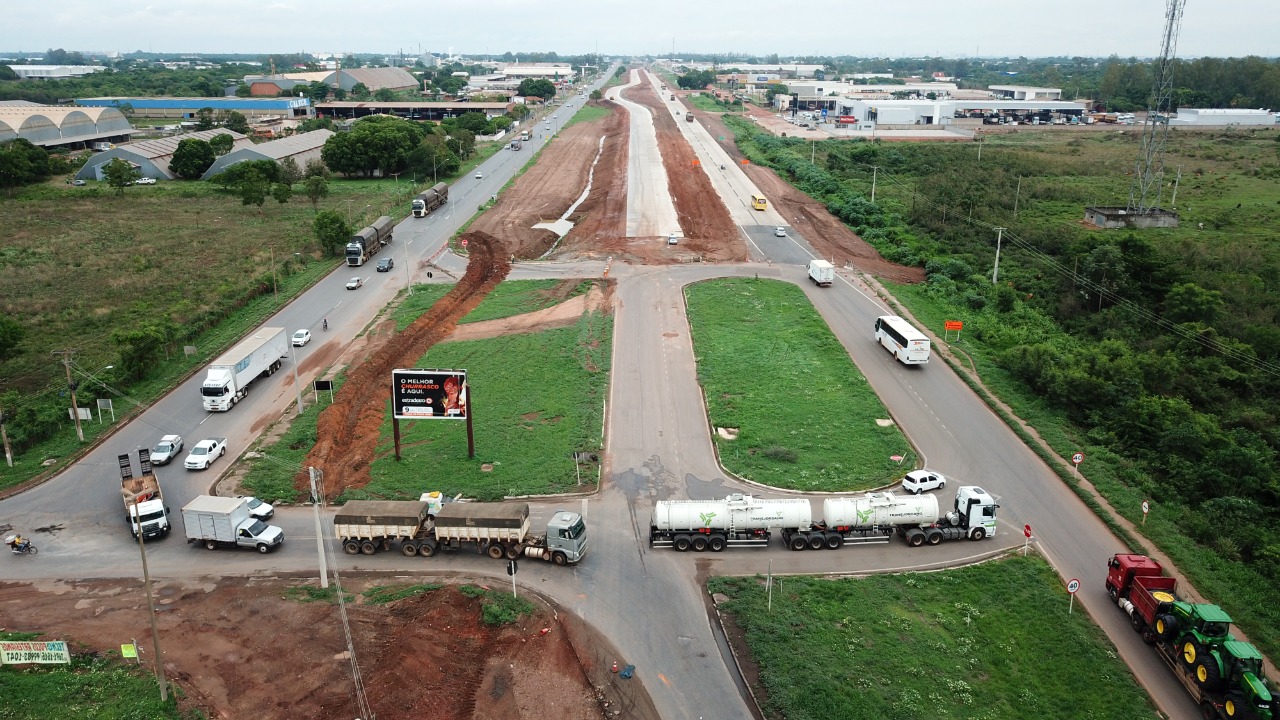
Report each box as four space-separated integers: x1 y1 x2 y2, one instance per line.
322 318 328 331
6 534 28 554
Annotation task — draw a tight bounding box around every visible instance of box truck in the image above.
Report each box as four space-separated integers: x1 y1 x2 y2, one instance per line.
182 495 284 553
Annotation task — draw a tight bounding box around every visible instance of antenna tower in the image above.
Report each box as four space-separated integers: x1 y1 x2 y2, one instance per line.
1127 0 1186 214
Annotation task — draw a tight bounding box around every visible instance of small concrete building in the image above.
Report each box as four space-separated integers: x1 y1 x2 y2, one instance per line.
1170 108 1276 126
201 129 334 180
1084 207 1180 229
990 85 1063 101
76 129 252 182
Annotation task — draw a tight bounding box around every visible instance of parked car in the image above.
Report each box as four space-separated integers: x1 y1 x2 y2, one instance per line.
901 469 947 494
376 257 394 272
667 232 678 246
292 329 311 347
72 179 86 186
345 277 363 290
135 177 156 185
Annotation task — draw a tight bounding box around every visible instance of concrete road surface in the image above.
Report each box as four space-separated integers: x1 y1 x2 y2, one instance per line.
607 70 683 238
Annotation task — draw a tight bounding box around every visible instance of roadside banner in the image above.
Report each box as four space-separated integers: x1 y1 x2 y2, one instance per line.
1 640 70 664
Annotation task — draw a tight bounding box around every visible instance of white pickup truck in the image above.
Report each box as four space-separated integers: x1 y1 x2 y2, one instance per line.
184 438 227 470
150 434 183 465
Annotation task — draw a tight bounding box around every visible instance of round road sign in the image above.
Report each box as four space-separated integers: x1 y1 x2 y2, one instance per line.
461 238 469 248
1142 501 1150 515
1023 524 1032 538
1066 579 1080 594
1071 452 1084 465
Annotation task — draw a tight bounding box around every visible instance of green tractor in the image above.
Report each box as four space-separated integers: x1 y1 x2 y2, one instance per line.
1154 602 1233 656
1191 639 1273 719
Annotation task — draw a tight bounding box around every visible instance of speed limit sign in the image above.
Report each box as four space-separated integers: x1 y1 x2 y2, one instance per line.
1071 452 1084 465
1066 578 1080 594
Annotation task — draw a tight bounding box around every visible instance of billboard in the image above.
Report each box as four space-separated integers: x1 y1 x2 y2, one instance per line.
392 369 468 420
1 640 70 664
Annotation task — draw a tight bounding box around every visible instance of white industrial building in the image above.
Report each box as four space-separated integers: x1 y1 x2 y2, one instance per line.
989 85 1063 101
76 129 252 182
1170 108 1276 126
825 98 1087 128
0 100 132 148
201 129 334 180
497 64 575 81
7 64 107 80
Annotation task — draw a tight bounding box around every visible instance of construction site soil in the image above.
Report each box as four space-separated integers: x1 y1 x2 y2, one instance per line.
13 80 924 719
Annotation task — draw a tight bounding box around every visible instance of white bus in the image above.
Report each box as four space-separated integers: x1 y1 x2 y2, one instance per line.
874 315 931 365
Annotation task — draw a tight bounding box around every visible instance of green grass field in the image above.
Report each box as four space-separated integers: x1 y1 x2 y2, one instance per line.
561 104 612 130
710 555 1155 720
390 280 593 330
685 278 914 490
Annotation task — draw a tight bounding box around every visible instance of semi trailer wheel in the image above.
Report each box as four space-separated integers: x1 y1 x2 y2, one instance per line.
401 543 418 557
708 535 727 552
418 540 437 557
673 535 692 552
905 529 925 547
487 544 505 559
824 532 843 549
692 536 709 552
360 541 377 555
506 544 523 559
343 541 360 555
788 535 808 551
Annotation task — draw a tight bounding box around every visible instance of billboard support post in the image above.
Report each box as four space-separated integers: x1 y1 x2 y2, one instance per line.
466 398 475 459
393 416 402 461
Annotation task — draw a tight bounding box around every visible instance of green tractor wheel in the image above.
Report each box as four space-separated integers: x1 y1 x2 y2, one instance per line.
1181 639 1201 667
1195 654 1223 690
1224 692 1244 717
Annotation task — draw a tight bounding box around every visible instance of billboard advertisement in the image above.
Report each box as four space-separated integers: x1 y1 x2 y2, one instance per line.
392 369 468 420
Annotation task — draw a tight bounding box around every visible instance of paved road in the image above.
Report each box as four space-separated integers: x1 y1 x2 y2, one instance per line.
607 69 683 238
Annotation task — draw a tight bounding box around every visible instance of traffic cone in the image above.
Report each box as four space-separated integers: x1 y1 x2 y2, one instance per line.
611 660 618 673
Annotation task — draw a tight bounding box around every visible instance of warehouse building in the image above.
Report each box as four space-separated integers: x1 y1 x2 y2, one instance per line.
201 129 333 180
316 101 513 121
76 97 314 120
1170 108 1276 126
989 85 1063 101
243 67 419 95
75 129 252 182
6 64 107 80
0 100 133 148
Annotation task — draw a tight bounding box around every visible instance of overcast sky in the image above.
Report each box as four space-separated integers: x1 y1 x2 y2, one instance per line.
3 0 1274 59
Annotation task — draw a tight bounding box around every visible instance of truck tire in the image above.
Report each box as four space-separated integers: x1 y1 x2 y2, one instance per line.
926 530 943 546
968 527 987 541
1196 654 1223 690
1155 614 1178 641
709 535 727 552
343 540 360 555
824 533 843 550
788 534 808 551
487 544 505 559
419 540 437 557
692 536 709 552
1129 612 1146 634
360 541 377 555
552 552 567 566
905 529 926 547
806 534 824 550
673 535 692 552
205 540 217 551
401 542 419 557
1203 701 1221 720
506 544 523 559
256 543 269 554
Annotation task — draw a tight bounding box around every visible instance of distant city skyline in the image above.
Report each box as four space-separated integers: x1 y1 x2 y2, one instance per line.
4 0 1275 60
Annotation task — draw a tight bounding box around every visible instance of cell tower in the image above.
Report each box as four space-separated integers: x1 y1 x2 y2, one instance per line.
1127 0 1187 214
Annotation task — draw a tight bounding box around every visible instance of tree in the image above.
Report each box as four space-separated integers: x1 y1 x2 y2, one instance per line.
320 115 424 177
234 82 251 97
236 169 270 208
374 88 396 102
209 132 234 157
507 104 531 120
313 210 351 256
297 117 335 133
102 157 140 194
590 89 603 101
455 111 491 135
303 175 330 208
516 78 556 99
195 107 215 131
306 81 331 103
351 82 371 99
764 84 789 104
0 140 40 195
168 138 216 179
224 111 250 135
212 159 281 188
303 157 330 179
271 182 292 205
332 87 348 101
278 156 302 186
0 314 25 360
112 324 167 381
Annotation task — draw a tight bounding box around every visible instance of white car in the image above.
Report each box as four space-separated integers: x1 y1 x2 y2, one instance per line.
292 329 311 346
240 496 275 520
135 177 156 185
345 277 363 290
667 232 678 245
901 470 947 494
774 226 787 237
184 438 227 470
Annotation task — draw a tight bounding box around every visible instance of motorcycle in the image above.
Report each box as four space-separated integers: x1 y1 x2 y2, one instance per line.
5 535 37 555
322 319 328 332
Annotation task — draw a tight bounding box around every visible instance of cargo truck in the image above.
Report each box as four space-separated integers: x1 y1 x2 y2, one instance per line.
649 486 998 552
807 259 834 287
685 112 694 122
346 215 394 266
334 498 587 566
201 327 289 412
411 182 449 218
1106 554 1273 719
122 473 171 540
182 495 284 553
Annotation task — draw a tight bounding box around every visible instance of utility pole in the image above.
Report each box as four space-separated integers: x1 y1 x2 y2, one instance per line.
870 166 878 203
1013 176 1022 218
310 468 329 588
0 402 12 467
54 350 84 442
992 227 1006 284
1170 166 1182 208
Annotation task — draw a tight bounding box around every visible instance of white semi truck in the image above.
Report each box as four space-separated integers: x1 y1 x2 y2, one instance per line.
182 495 284 553
334 497 588 566
200 327 289 412
649 486 998 552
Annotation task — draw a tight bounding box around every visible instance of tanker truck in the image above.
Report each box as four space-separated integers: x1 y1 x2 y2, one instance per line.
649 486 998 552
334 498 587 566
1106 554 1273 719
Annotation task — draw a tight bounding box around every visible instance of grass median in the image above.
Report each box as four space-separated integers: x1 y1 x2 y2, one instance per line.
685 278 914 491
